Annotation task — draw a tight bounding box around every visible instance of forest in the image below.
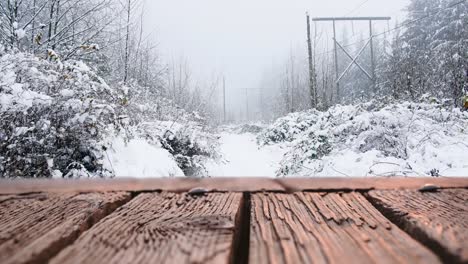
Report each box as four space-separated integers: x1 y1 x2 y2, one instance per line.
0 0 467 178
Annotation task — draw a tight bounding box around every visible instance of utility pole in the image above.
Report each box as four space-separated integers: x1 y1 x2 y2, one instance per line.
313 17 391 102
123 0 132 84
244 88 263 122
332 20 340 103
290 82 294 113
306 12 317 109
245 88 249 121
259 87 264 120
290 55 295 113
369 20 376 93
223 76 226 122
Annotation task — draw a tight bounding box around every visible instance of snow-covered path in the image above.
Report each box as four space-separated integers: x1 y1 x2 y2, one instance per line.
206 132 286 177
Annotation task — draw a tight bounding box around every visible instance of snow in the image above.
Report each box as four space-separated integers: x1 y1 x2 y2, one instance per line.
0 83 52 111
1 51 466 178
13 127 31 137
60 89 74 97
103 137 184 178
206 132 286 177
51 170 63 179
304 149 419 177
15 29 26 39
103 99 468 178
259 101 468 177
0 53 53 112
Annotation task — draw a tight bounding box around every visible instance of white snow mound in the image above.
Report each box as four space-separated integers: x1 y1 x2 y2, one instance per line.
104 137 184 178
259 101 468 177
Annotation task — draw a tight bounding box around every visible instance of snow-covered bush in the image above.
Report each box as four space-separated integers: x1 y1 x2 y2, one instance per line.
0 52 117 178
107 79 220 177
259 100 468 177
133 120 220 177
238 123 265 134
277 133 332 176
259 110 319 144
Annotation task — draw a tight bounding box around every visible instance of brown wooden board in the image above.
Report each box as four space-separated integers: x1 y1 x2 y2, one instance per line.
0 178 285 194
0 192 131 264
278 177 468 192
51 192 243 264
368 189 468 263
250 192 441 264
1 178 467 195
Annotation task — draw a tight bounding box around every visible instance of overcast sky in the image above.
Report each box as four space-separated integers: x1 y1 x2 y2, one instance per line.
143 0 409 114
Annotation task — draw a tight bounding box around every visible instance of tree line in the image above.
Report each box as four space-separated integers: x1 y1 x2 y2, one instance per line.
257 0 467 121
0 0 219 118
0 0 223 178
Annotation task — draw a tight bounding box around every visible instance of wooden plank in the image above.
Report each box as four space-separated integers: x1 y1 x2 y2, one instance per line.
2 178 468 195
0 192 131 264
250 192 441 264
368 189 468 263
278 177 468 192
0 178 285 194
51 192 243 264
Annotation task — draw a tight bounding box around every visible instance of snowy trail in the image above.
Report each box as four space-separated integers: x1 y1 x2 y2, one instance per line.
206 132 286 177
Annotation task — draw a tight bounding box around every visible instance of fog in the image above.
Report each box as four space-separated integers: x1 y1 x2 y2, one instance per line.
144 0 410 121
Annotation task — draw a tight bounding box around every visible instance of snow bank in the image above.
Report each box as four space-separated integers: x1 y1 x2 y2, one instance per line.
133 121 220 177
0 51 216 178
259 101 468 177
0 51 116 178
103 137 184 178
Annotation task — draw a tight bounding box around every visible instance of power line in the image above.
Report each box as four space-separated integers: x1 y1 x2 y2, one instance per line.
312 0 372 49
343 0 374 43
344 0 372 17
314 0 467 58
374 0 466 38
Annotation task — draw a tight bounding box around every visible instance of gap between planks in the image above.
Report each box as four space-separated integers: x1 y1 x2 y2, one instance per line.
0 191 137 264
230 192 251 264
54 190 455 264
249 191 442 264
2 189 465 264
366 189 468 264
52 190 468 264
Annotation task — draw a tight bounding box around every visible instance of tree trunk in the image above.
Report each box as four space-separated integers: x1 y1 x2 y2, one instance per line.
123 0 131 84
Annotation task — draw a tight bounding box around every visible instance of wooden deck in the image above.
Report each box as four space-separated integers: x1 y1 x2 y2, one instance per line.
0 177 467 264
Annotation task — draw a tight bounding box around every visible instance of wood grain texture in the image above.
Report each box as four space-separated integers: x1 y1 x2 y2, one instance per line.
278 177 468 192
51 192 242 264
0 178 285 194
2 178 468 195
368 189 468 263
0 192 131 264
250 192 441 264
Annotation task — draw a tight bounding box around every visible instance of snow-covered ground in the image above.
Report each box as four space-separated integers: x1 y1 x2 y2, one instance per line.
82 99 468 179
206 132 286 177
259 101 468 177
103 137 184 178
104 99 468 178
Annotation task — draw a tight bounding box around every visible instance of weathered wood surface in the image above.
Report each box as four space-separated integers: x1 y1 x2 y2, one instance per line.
1 179 467 264
0 192 131 264
250 192 441 264
0 178 285 194
278 177 468 192
1 177 467 194
368 189 468 263
51 192 242 264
